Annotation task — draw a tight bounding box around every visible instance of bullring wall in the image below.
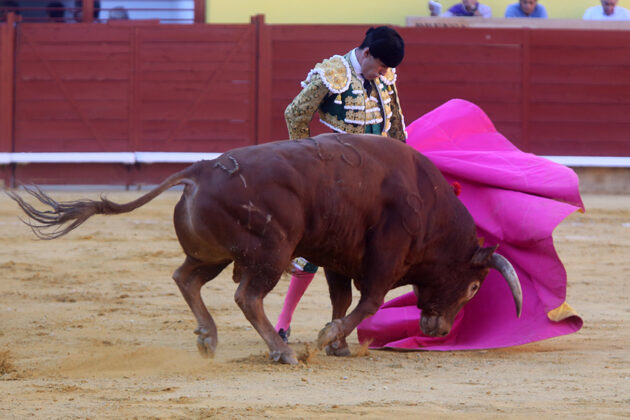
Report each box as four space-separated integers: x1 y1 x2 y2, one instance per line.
0 16 629 187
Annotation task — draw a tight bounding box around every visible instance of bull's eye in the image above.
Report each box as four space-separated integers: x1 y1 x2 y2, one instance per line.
467 281 481 298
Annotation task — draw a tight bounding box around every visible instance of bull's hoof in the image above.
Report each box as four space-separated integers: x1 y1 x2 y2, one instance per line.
269 349 298 365
325 341 351 357
194 327 217 358
196 335 216 358
317 319 344 350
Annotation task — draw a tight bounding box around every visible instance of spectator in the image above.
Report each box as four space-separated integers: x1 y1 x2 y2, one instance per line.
441 0 492 17
583 0 630 20
505 0 548 18
428 0 442 16
46 1 65 22
109 6 128 20
73 0 100 21
0 0 19 22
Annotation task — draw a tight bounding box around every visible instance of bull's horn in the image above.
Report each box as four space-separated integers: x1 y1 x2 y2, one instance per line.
489 253 522 318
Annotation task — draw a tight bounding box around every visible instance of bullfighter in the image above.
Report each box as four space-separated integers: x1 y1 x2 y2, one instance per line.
277 26 406 345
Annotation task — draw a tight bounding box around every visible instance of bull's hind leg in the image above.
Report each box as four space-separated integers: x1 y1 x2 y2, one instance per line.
173 257 230 358
233 263 298 365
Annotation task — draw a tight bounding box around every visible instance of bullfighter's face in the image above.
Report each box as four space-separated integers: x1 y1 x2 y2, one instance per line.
358 47 389 80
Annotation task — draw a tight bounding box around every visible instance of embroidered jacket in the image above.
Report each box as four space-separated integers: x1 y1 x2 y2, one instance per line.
284 51 406 141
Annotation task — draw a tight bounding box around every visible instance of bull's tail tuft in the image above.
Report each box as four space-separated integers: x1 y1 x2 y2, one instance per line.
6 186 106 239
7 168 195 240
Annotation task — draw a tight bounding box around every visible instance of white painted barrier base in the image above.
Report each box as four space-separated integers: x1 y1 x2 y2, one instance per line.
0 152 628 167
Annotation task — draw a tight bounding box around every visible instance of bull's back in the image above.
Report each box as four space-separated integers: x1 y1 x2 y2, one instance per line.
176 134 456 268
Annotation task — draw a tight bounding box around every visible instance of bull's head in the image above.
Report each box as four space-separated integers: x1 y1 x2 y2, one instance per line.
413 246 522 337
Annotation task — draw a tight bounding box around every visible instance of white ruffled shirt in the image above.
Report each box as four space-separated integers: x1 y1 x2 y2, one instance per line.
350 49 366 82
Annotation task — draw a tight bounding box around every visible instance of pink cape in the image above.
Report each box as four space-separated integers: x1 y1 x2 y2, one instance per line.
356 99 584 350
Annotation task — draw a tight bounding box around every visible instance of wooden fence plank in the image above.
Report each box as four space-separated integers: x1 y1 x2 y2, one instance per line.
12 22 257 159
530 64 630 85
18 80 128 100
253 14 272 144
530 46 630 66
0 14 17 154
529 29 630 47
19 23 131 43
530 83 630 104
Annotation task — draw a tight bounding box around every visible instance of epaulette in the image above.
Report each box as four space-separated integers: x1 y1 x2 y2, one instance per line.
301 55 352 94
379 68 397 86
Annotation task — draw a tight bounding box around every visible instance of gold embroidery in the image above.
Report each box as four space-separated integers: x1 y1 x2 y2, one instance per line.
345 109 365 122
375 82 392 133
285 74 330 139
344 95 364 108
318 111 365 134
387 82 407 141
285 50 406 141
304 55 351 94
380 68 397 86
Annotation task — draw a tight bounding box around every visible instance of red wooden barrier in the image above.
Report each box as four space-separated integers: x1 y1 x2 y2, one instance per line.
0 13 15 153
11 21 256 184
270 25 630 156
396 27 526 148
269 25 528 147
2 18 630 186
0 13 16 187
13 23 255 153
527 29 630 155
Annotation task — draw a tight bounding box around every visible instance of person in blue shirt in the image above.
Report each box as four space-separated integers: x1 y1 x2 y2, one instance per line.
443 0 492 17
505 0 548 18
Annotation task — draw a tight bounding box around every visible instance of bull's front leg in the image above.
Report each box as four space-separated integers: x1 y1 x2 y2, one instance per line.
324 269 353 356
317 235 409 351
316 293 384 350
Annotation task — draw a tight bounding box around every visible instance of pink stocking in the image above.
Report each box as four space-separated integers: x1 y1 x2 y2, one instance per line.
275 269 316 331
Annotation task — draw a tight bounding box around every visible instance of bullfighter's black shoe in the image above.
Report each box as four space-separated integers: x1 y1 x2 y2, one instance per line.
278 328 290 343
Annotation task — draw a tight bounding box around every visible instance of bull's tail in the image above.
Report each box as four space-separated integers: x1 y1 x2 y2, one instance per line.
6 168 196 240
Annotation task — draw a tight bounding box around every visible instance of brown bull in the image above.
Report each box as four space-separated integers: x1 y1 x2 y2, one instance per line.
7 133 522 365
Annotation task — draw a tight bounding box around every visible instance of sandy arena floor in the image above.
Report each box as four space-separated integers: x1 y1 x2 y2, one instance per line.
0 190 628 419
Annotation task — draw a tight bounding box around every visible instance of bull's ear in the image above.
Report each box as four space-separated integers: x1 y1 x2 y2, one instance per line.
470 245 499 267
